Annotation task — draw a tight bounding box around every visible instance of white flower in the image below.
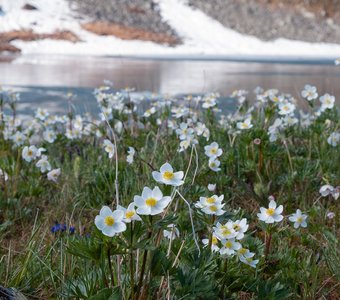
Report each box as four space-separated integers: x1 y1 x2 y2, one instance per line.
201 202 225 216
126 147 135 164
214 222 237 240
195 195 224 209
327 132 340 147
335 59 340 65
43 129 57 143
204 142 222 159
95 206 127 237
232 218 249 240
117 203 142 223
35 108 49 121
208 184 216 192
278 102 295 115
327 212 335 219
319 184 339 200
301 85 318 101
0 168 8 182
208 158 221 172
143 106 156 118
319 184 334 197
288 209 308 229
47 168 61 183
22 146 45 162
152 163 184 187
257 200 283 224
219 238 242 256
176 123 194 140
202 235 220 252
11 131 26 146
237 118 253 130
320 94 335 111
163 224 180 240
134 186 171 215
103 139 115 159
36 155 51 173
237 248 255 260
239 256 259 268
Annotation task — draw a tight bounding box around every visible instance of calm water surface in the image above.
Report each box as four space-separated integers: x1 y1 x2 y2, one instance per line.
1 55 339 116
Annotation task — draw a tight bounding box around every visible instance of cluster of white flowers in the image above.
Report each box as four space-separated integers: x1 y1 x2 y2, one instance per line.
257 198 308 229
204 142 222 172
195 194 226 216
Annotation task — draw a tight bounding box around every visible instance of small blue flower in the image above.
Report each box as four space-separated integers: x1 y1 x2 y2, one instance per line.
69 226 76 234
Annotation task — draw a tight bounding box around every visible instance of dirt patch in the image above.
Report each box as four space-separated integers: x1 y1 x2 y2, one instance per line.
0 30 81 43
0 30 81 53
82 21 180 46
0 43 21 53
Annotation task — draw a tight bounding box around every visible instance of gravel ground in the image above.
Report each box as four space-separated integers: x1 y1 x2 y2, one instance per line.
68 0 178 37
187 0 340 43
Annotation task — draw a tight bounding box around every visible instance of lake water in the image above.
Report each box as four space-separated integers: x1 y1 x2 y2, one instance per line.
1 55 339 117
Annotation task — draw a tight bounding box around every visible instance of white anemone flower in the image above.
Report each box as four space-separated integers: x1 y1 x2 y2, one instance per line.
208 158 221 172
117 203 142 223
35 108 49 121
36 155 51 173
204 142 222 159
220 238 242 256
288 209 308 228
195 195 224 209
152 163 184 186
43 129 57 143
143 106 156 118
22 146 46 162
320 94 335 111
208 184 216 192
257 200 284 224
237 248 255 260
214 222 237 240
278 102 295 115
103 139 115 159
232 218 249 240
134 186 171 215
11 131 26 146
201 202 225 216
301 85 318 101
327 132 340 147
319 184 339 200
237 118 253 130
239 256 259 268
126 147 135 164
95 206 127 237
202 234 220 252
163 224 180 240
47 168 61 183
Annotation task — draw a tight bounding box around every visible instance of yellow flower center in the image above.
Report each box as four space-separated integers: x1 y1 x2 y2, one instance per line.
225 240 233 248
212 236 218 245
222 228 231 236
239 248 247 255
210 148 217 154
126 211 135 219
163 171 174 180
206 197 215 204
28 150 33 156
104 216 115 226
146 197 157 207
266 208 275 216
210 205 218 212
233 224 241 231
297 216 303 223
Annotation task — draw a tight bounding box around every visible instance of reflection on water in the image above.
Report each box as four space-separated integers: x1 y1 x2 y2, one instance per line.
1 55 339 116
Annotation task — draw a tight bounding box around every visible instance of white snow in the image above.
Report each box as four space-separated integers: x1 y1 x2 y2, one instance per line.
1 0 340 59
